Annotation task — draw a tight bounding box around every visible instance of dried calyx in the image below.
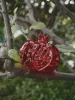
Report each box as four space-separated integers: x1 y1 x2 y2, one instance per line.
20 34 60 75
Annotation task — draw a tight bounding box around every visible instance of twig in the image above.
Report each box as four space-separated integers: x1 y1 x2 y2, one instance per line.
11 16 31 25
46 6 59 28
24 0 36 23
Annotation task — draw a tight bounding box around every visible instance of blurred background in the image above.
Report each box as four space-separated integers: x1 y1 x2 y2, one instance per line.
0 0 75 100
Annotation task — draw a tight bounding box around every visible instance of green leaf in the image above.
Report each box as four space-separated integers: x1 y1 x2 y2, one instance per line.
8 49 20 62
22 28 29 40
56 45 75 53
13 30 23 38
22 28 28 34
30 22 46 30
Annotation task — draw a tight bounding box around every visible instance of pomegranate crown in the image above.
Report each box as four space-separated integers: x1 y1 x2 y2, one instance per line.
38 34 50 43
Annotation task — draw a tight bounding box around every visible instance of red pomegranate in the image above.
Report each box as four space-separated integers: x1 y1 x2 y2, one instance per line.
20 34 60 75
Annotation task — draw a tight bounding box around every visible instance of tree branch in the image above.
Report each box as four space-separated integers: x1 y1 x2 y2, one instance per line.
42 28 67 45
13 16 67 45
1 0 13 49
26 72 75 81
46 6 59 28
52 0 75 22
12 0 67 45
24 0 36 23
0 71 75 81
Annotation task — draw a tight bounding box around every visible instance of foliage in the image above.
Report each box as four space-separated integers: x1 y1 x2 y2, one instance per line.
0 0 75 100
56 44 75 53
30 22 46 30
8 49 20 62
0 77 75 100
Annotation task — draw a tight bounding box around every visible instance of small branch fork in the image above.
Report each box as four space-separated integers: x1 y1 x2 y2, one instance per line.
52 0 75 23
0 0 75 81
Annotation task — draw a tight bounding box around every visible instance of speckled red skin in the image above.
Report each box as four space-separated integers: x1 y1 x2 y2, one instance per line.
20 34 60 75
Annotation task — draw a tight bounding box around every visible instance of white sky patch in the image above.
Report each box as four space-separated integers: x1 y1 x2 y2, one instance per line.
64 52 70 56
41 1 45 9
67 60 74 68
72 45 75 48
41 1 45 6
49 8 53 13
30 0 34 3
70 0 74 4
71 43 75 48
34 3 39 7
65 0 70 4
46 0 50 1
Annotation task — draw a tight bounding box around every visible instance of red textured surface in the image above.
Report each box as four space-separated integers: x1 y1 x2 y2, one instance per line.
20 34 60 75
